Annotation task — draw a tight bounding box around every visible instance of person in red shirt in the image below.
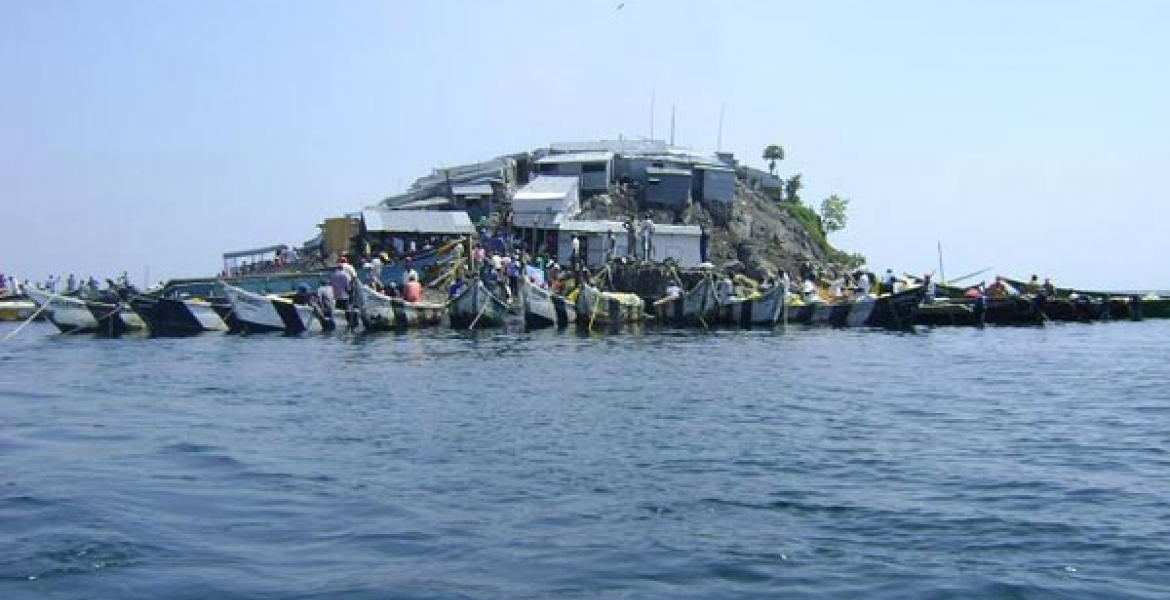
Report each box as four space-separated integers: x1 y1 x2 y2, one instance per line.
402 273 422 303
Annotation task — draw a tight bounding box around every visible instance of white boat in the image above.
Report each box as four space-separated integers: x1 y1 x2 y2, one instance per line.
24 286 145 335
519 276 575 329
221 282 320 334
354 283 445 331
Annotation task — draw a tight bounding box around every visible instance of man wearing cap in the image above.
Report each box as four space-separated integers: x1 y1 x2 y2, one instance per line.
401 256 418 287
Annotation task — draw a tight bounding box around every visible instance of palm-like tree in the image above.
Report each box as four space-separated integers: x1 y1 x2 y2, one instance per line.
763 145 785 176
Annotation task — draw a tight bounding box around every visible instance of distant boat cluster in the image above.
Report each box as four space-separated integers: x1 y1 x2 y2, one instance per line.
6 253 1168 339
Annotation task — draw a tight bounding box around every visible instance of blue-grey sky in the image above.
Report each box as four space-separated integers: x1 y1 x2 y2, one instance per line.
3 1 1167 290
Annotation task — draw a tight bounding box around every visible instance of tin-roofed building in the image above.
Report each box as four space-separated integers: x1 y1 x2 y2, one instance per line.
548 139 667 156
534 151 614 196
643 166 693 208
361 209 477 236
511 176 580 228
694 164 736 204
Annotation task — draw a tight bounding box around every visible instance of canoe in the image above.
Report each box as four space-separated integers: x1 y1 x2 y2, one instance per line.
24 287 146 336
652 276 718 327
519 277 575 329
714 283 788 328
916 296 1045 327
129 294 229 336
354 282 445 331
220 282 320 334
0 298 37 321
1134 295 1170 319
846 287 923 329
447 280 509 330
575 284 644 331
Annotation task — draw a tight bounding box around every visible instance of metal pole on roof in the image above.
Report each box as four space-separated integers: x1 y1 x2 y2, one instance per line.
670 104 676 146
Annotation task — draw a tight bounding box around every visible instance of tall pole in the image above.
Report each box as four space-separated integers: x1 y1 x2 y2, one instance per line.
670 104 676 146
937 241 946 283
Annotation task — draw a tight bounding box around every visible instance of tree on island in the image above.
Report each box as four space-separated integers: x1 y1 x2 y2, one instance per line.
762 144 785 176
784 172 803 204
820 194 849 234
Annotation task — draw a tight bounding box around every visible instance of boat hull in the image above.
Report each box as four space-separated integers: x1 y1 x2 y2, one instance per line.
575 285 643 331
356 283 445 331
448 281 508 329
519 279 575 329
222 283 319 334
130 295 228 336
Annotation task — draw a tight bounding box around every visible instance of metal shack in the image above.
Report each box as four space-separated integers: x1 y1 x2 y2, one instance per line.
511 176 581 257
643 223 703 266
534 152 614 197
643 166 693 209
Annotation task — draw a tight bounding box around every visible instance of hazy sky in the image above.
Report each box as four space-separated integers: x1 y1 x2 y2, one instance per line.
3 1 1167 290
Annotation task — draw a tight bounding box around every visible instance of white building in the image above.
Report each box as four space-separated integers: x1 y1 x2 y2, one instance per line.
511 176 580 227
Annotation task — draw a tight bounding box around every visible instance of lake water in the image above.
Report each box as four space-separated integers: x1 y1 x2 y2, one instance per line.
2 319 1169 599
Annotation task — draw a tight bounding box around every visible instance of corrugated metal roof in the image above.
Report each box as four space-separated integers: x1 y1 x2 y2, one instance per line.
392 197 452 210
550 220 700 236
550 140 667 155
513 211 567 228
361 209 476 234
556 219 627 234
650 224 702 236
646 166 692 177
452 183 493 196
512 176 579 202
535 151 614 165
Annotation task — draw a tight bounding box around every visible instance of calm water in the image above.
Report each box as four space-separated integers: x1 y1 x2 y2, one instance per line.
2 320 1169 600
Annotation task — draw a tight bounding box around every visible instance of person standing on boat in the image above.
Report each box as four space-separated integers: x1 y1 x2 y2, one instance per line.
329 262 354 314
857 272 872 297
569 236 584 274
605 230 616 263
881 269 895 295
1025 275 1040 295
641 216 655 261
316 278 336 331
922 273 937 303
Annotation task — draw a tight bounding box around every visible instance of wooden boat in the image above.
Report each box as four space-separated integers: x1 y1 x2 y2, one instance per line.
447 279 509 330
220 282 320 334
845 287 923 329
574 284 644 331
1134 295 1170 319
789 287 921 329
128 294 229 336
652 276 718 327
0 297 37 321
518 277 575 329
800 298 851 327
354 282 445 331
24 287 146 336
916 296 1045 327
714 283 788 328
